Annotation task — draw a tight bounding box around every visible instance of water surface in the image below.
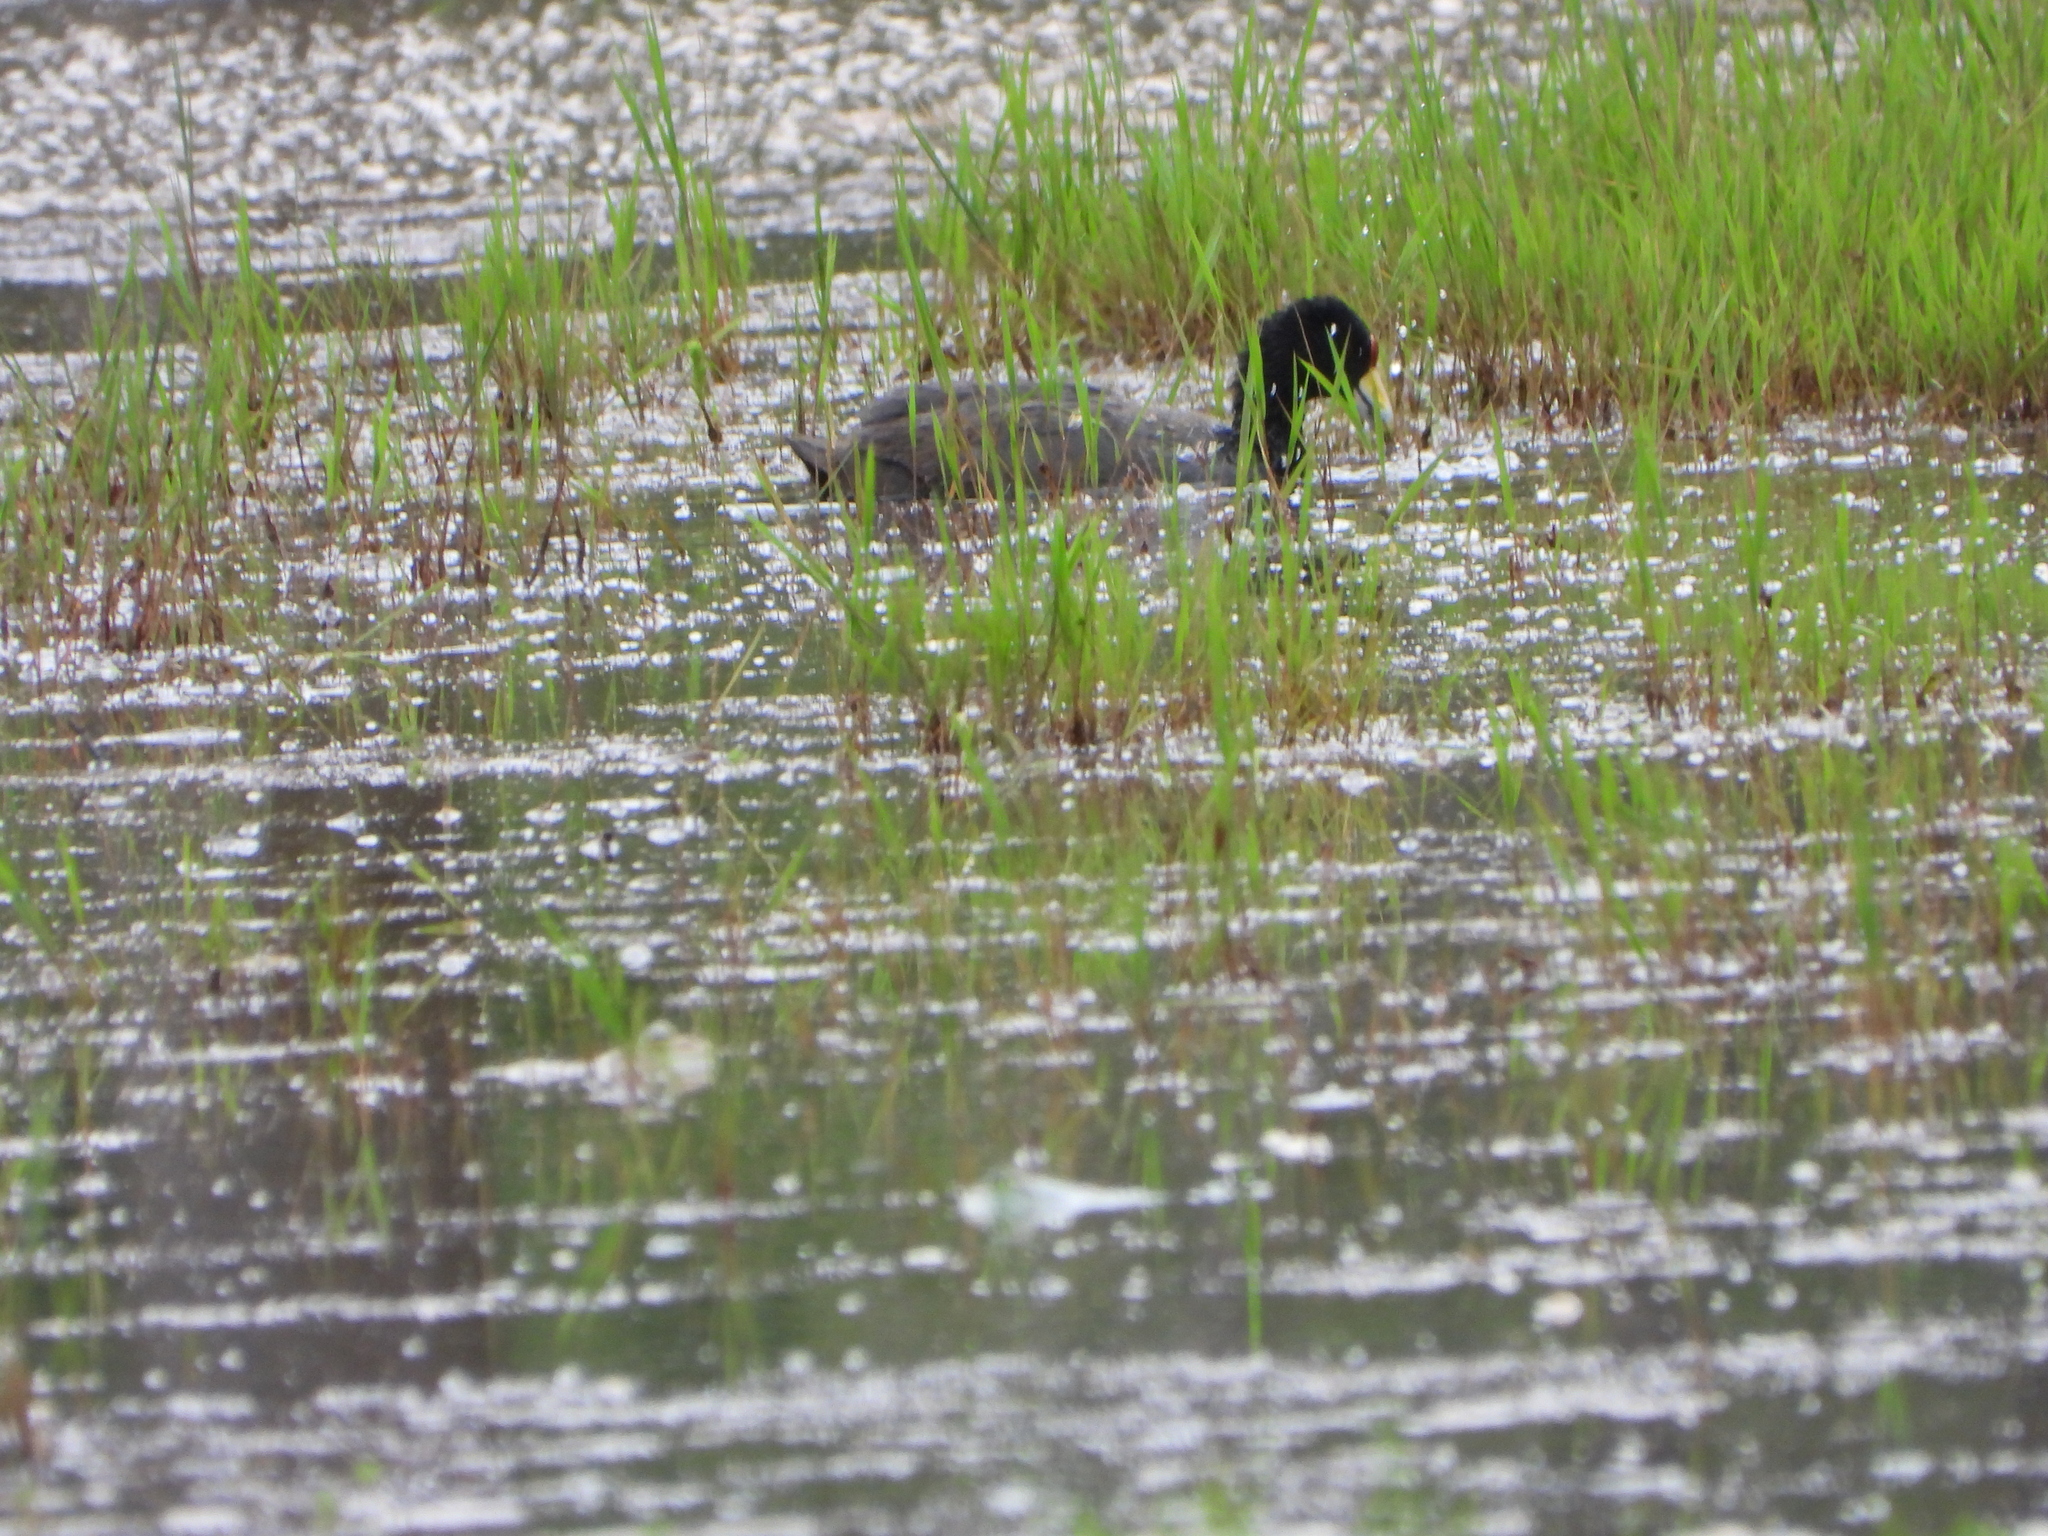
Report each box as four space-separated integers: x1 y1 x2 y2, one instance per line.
0 281 2044 1529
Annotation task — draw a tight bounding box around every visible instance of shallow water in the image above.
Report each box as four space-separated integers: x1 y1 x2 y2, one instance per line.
0 0 2044 1525
0 0 1562 287
0 260 2046 1532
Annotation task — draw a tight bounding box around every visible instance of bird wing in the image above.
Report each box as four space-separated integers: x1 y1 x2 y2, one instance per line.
803 381 1226 499
845 383 1120 497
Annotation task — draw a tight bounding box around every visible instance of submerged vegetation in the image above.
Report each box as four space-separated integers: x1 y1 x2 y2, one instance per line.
0 1 2038 651
0 0 2045 1527
0 21 752 652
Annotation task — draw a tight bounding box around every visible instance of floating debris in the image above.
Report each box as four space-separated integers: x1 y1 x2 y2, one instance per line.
957 1166 1167 1235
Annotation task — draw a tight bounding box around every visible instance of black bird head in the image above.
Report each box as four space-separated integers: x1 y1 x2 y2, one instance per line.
1227 295 1391 476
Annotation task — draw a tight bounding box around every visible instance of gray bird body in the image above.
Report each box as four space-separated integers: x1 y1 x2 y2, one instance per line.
788 296 1390 504
788 381 1237 502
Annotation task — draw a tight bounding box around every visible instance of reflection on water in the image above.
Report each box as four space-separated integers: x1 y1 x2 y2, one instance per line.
0 0 1551 282
0 0 2043 1523
0 274 2043 1526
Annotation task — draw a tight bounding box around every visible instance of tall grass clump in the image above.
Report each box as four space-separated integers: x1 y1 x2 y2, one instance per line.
1395 0 2048 419
778 474 1394 756
907 35 1342 366
621 19 752 428
0 216 300 652
452 168 585 466
910 0 2048 422
0 29 752 652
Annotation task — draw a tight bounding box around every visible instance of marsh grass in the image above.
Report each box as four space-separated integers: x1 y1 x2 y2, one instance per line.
0 44 750 654
1520 717 2045 982
908 0 2048 424
1605 435 2048 727
5 0 2036 666
620 20 752 429
772 484 1396 755
3 0 2048 1443
0 224 295 651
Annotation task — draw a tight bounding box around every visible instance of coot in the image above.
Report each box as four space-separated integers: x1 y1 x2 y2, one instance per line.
789 295 1390 501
